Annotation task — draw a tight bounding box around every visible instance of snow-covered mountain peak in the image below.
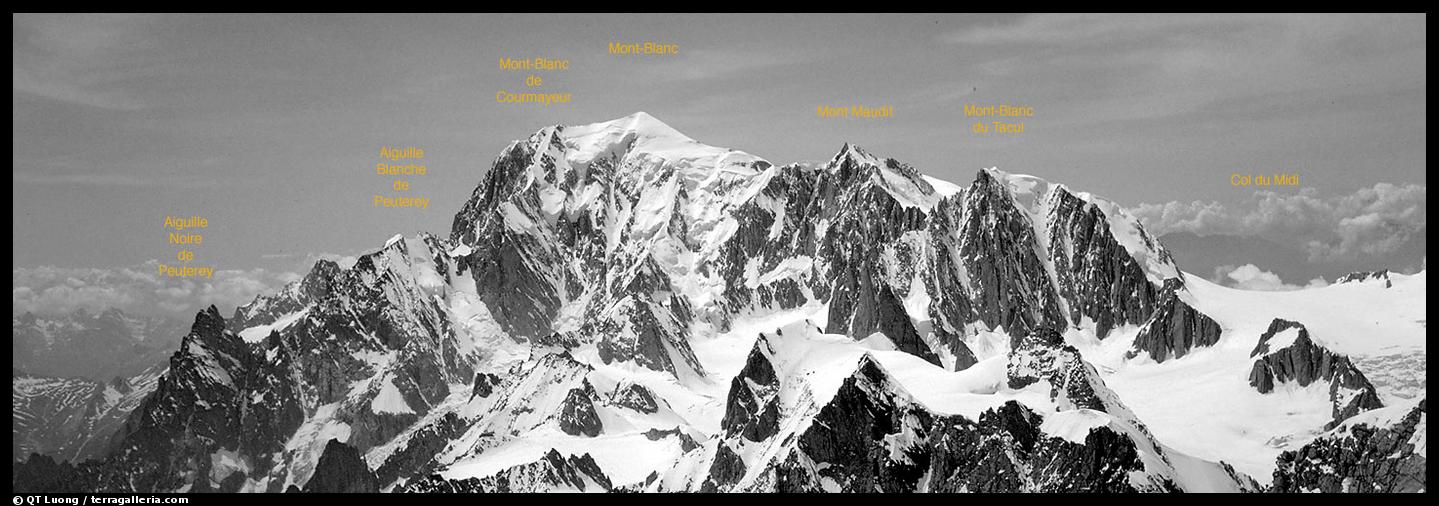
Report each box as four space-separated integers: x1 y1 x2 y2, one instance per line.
580 111 685 143
1336 269 1394 287
828 142 881 168
21 115 1424 495
824 143 940 210
552 112 766 177
973 167 1181 285
981 167 1052 196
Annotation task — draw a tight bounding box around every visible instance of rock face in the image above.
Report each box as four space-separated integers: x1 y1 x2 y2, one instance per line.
1336 270 1393 288
13 233 483 492
1005 326 1127 414
558 384 604 437
1126 279 1222 363
12 365 164 463
662 322 1255 493
374 412 466 487
440 114 1183 379
925 402 1151 492
816 147 942 366
1006 326 1071 390
956 171 1067 337
14 307 302 492
712 162 818 318
402 450 612 493
470 372 499 399
1044 187 1161 339
696 354 1228 492
613 383 660 414
718 334 782 443
590 291 704 377
108 305 307 492
827 276 940 366
228 259 340 332
773 356 935 492
449 140 571 342
1272 399 1426 493
303 440 379 493
21 113 1413 494
700 443 747 492
1248 319 1384 428
643 427 699 452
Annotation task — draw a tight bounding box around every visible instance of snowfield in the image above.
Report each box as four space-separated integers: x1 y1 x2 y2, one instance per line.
46 112 1419 494
1077 270 1426 483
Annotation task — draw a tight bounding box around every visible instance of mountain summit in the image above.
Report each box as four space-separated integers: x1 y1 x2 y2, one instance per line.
13 113 1424 494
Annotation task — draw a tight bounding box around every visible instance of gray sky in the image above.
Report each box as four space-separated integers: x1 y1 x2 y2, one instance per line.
11 13 1427 315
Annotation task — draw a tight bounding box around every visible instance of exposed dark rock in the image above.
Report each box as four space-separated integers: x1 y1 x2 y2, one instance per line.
303 439 379 493
470 372 500 399
825 269 941 367
922 195 977 337
1248 319 1384 428
400 450 612 493
612 382 660 414
1006 325 1128 414
780 355 934 492
714 164 820 319
812 147 940 366
720 335 782 442
229 259 340 332
1272 399 1426 492
16 231 476 492
558 384 603 437
708 354 1188 493
342 410 420 456
375 412 468 486
450 143 568 341
943 340 980 372
218 470 246 492
958 170 1066 336
591 292 704 377
925 402 1157 492
1127 278 1222 363
1336 270 1392 288
99 306 306 491
12 365 164 464
701 443 747 492
641 427 700 452
1046 187 1162 338
1005 326 1068 390
12 453 84 492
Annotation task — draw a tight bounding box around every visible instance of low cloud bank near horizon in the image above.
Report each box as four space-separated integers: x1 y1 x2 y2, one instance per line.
12 261 301 320
1214 264 1331 292
1134 182 1426 265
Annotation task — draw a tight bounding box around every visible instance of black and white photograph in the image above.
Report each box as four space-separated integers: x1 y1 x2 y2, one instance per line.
11 13 1427 495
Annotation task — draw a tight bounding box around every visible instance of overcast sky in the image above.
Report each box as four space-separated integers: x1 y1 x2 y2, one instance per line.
12 13 1427 316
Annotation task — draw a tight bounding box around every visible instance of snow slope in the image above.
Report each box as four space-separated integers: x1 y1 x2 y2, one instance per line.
1075 270 1426 482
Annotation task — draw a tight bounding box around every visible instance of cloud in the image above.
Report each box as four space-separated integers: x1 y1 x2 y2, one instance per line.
942 13 1213 46
11 168 227 189
12 14 171 110
1326 183 1429 260
939 14 1425 126
12 261 300 319
626 48 806 83
1134 183 1426 262
1217 264 1329 291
